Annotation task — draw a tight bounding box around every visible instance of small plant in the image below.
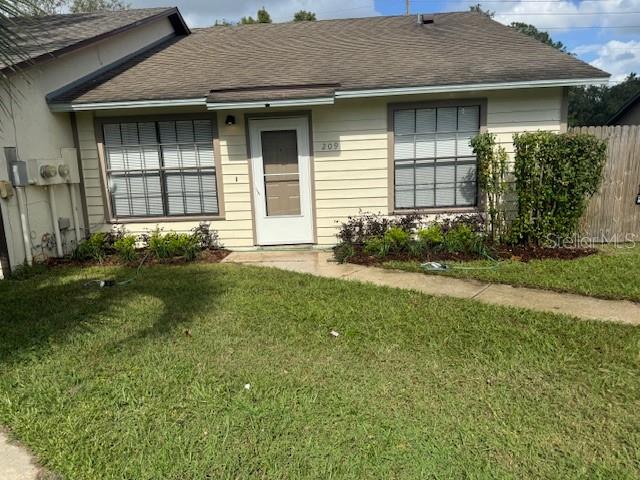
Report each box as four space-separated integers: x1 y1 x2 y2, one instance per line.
191 223 221 250
333 242 355 264
383 226 410 253
113 234 138 263
147 229 200 261
443 224 486 255
72 232 109 263
363 236 389 258
417 224 444 247
336 212 421 245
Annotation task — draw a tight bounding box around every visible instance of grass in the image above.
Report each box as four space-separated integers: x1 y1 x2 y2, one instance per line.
0 263 639 479
384 244 640 302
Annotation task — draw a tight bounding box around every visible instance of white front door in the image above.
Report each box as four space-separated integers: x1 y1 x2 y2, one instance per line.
249 117 314 245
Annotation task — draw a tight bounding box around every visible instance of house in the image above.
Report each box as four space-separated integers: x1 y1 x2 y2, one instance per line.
608 90 640 125
0 8 609 276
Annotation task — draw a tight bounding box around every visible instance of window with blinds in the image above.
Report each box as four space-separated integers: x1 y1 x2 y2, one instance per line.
102 119 218 218
393 105 480 209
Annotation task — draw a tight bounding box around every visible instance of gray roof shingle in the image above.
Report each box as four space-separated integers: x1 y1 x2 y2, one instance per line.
1 7 185 72
50 11 609 105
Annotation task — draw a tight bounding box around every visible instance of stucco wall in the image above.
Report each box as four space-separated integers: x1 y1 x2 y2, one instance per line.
75 87 563 250
0 17 176 276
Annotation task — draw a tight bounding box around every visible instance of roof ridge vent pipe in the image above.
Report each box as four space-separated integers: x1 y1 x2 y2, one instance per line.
418 14 434 25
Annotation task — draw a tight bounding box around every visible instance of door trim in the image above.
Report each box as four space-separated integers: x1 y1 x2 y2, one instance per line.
244 111 317 246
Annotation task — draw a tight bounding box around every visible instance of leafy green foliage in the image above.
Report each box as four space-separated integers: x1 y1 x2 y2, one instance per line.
72 232 109 263
241 7 272 24
443 224 486 255
113 234 137 263
72 224 222 264
335 213 489 262
336 212 420 245
69 0 129 13
471 133 509 242
147 230 200 261
333 242 355 263
569 73 640 126
417 224 444 247
293 10 316 21
511 131 607 245
510 22 569 53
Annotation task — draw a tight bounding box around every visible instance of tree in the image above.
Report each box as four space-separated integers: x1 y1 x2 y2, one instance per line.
569 73 640 126
469 4 493 17
69 0 129 13
293 10 316 21
241 6 271 24
510 22 569 53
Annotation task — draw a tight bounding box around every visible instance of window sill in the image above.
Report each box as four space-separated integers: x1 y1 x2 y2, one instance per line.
108 215 226 224
392 206 479 216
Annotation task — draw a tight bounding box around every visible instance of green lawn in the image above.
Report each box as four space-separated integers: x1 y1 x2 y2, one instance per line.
384 244 640 302
0 264 639 479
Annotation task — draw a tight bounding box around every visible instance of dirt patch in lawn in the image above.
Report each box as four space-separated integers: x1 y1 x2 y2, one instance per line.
345 244 597 266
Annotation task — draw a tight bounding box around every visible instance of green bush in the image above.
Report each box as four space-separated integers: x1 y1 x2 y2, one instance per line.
383 226 410 253
72 232 109 263
443 224 486 255
147 230 200 261
364 236 390 258
417 224 444 247
511 131 606 245
113 235 138 263
333 242 355 264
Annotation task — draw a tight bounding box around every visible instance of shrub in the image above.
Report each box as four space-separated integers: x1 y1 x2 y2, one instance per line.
383 226 410 253
113 235 138 263
333 242 355 264
72 232 109 263
147 229 200 261
471 132 509 242
443 224 486 255
191 223 221 250
363 236 389 258
336 212 421 245
511 131 606 245
417 224 444 247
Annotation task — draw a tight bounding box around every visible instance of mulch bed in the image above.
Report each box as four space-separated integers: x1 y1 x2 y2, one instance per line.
346 244 598 266
45 249 231 268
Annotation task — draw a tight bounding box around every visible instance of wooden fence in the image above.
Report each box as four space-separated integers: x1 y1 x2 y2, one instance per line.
569 125 640 242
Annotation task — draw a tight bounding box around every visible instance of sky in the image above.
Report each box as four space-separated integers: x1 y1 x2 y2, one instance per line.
130 0 640 83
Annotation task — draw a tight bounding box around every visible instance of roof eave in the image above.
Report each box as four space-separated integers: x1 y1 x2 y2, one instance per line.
2 7 189 75
49 77 612 112
335 77 611 98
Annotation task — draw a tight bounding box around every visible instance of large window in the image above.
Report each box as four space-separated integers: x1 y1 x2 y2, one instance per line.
393 104 480 209
102 118 219 218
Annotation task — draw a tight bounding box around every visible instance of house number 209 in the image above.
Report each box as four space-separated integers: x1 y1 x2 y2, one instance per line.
321 142 340 151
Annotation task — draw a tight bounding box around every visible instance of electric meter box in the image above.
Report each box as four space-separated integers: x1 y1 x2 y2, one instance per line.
26 148 80 186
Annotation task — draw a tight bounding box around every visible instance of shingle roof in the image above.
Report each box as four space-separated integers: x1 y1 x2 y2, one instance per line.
50 11 609 105
1 7 187 72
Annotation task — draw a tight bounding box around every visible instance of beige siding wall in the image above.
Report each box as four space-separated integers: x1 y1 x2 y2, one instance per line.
0 18 176 276
75 87 563 251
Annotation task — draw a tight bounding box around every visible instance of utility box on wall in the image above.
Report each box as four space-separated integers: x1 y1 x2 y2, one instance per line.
26 148 80 186
3 147 29 187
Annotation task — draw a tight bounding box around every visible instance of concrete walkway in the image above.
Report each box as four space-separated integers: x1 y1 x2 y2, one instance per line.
0 431 41 480
223 250 640 325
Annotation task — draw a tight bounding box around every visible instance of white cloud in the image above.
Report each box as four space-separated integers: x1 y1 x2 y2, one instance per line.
575 40 640 82
136 0 380 28
447 0 640 32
